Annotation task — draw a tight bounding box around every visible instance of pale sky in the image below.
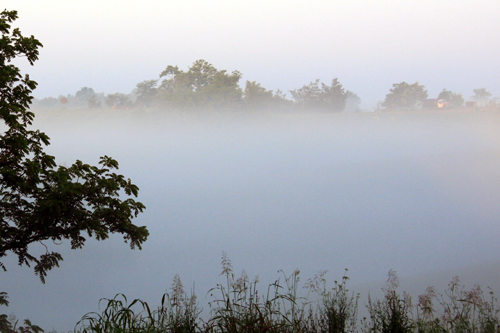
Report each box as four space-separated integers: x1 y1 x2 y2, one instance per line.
5 1 500 107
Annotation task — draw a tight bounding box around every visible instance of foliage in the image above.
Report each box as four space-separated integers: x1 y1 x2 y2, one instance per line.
87 94 101 109
30 97 60 109
1 296 44 333
290 79 347 112
472 88 492 107
437 89 464 107
157 60 243 109
242 81 291 110
0 316 45 333
207 253 315 332
382 82 428 110
416 277 500 333
135 80 159 108
76 282 200 333
205 253 360 333
206 252 288 333
487 98 500 109
365 270 414 333
243 81 274 108
0 9 148 283
105 92 133 109
0 292 8 307
73 87 105 109
33 90 104 109
36 258 500 333
308 269 360 333
75 87 95 103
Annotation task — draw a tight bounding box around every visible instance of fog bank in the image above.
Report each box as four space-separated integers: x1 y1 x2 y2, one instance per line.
3 109 500 331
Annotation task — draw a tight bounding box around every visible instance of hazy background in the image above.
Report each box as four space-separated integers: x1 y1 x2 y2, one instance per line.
3 109 500 331
4 0 500 108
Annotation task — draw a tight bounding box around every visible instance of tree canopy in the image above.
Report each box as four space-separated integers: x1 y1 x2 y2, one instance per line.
135 79 159 107
157 60 243 109
0 9 148 283
472 88 492 107
290 79 347 112
382 81 428 110
242 81 290 109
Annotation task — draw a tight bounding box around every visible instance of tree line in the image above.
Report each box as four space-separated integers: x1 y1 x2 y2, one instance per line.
32 59 359 112
32 60 497 112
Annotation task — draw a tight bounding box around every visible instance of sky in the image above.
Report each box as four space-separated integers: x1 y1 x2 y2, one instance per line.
4 0 500 109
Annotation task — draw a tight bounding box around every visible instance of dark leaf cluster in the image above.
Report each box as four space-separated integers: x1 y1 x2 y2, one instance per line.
0 9 148 283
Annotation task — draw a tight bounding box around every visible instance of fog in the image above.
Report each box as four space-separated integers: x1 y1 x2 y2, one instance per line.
3 109 500 331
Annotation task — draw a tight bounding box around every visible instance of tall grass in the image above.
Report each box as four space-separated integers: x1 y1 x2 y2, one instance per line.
71 253 500 333
4 253 499 333
75 274 200 333
415 276 500 333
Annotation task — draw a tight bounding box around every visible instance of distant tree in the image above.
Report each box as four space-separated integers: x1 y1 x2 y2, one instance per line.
30 97 60 109
322 79 348 112
382 81 428 110
135 79 158 107
105 93 132 109
437 89 464 107
185 60 219 92
75 87 95 103
157 65 193 107
272 89 293 108
243 81 292 110
243 81 274 108
472 87 492 107
0 9 148 284
344 90 362 112
290 79 322 107
87 94 101 108
157 60 243 109
201 68 242 108
290 78 347 112
488 97 500 108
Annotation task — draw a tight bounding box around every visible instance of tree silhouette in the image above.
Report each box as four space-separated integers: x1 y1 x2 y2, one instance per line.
0 9 148 283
